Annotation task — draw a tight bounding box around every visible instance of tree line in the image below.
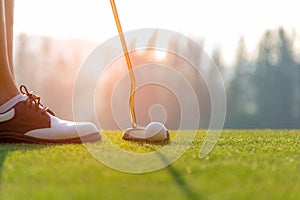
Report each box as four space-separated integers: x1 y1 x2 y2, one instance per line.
14 28 300 129
226 27 300 128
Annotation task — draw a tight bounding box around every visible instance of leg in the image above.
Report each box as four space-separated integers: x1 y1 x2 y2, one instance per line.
0 0 19 106
5 0 14 75
0 0 101 144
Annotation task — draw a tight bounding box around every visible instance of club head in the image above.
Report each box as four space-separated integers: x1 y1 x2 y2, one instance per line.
122 127 170 142
122 127 146 140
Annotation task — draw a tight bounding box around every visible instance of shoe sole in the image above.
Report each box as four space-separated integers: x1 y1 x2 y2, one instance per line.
0 132 101 144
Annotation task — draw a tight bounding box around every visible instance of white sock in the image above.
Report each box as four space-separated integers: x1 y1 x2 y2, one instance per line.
0 94 28 113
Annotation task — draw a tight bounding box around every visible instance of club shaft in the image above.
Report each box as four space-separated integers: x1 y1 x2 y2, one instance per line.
110 0 137 128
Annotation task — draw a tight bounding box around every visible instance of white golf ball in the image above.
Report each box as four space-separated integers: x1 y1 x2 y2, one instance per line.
145 122 168 141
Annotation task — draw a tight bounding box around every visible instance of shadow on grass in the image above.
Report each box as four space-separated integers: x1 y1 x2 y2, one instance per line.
151 148 201 200
165 162 200 200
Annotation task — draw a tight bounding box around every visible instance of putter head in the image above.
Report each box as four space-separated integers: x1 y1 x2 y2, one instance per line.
122 127 170 142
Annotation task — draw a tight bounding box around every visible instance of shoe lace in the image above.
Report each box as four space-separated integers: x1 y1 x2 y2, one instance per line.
20 85 55 116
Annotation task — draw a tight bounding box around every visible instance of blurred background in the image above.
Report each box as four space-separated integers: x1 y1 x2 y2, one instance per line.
12 0 300 129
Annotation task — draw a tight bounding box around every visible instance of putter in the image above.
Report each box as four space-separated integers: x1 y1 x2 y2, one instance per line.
110 0 169 142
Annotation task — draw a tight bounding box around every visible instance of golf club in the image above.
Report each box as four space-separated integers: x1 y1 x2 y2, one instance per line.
109 0 169 142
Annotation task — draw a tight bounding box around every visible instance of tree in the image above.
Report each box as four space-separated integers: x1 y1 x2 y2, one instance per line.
226 37 257 128
254 28 298 128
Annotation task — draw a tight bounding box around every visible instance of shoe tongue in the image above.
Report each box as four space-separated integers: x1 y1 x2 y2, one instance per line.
0 94 28 113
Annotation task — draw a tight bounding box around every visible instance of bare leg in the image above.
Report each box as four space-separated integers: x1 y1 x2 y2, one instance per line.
0 0 19 106
5 0 14 75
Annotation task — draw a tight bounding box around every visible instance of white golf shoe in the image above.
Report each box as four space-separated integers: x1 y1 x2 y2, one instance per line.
0 85 101 144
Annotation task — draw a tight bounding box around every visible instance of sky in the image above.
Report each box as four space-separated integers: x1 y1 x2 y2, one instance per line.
14 0 300 65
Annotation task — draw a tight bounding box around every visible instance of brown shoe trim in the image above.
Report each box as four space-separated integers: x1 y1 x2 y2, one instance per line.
0 101 51 135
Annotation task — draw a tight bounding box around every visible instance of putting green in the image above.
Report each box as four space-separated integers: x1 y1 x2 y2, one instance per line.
0 130 299 200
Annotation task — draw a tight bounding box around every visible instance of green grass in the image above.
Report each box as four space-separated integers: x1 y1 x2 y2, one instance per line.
0 130 299 200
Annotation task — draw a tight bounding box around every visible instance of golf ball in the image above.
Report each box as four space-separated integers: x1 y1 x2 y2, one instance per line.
145 122 168 141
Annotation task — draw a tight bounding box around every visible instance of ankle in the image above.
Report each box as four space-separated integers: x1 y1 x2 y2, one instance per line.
0 92 19 106
0 86 20 106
